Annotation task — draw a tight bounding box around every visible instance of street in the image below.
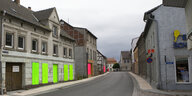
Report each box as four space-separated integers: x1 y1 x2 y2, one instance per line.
36 72 134 96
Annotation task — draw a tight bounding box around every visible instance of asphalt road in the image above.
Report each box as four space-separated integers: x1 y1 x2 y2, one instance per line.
36 72 134 96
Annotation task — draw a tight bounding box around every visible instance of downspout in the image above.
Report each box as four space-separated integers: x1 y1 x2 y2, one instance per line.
148 14 162 89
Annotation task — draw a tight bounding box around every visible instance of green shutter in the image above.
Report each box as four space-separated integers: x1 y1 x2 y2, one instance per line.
64 65 68 81
32 62 39 85
69 65 74 80
53 64 58 83
42 63 48 84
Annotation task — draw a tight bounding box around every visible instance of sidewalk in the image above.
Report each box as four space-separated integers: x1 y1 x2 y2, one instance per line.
129 72 192 96
3 72 109 96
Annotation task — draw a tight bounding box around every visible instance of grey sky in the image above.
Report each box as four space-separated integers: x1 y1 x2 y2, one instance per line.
21 0 162 61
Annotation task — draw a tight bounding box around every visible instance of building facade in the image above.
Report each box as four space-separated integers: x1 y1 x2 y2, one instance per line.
137 32 147 78
0 0 75 92
97 50 107 75
107 58 117 72
119 51 131 71
163 0 192 50
60 22 98 79
133 47 138 74
143 5 192 90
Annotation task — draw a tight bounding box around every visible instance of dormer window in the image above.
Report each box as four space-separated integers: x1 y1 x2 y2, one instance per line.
53 26 58 37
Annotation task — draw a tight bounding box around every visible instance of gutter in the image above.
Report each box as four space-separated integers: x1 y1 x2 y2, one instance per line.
148 14 162 89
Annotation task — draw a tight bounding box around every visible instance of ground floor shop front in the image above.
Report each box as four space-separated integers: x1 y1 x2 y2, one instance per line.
1 51 75 92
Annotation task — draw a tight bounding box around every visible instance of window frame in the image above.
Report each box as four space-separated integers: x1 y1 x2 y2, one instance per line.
41 41 47 54
63 47 67 57
32 39 38 52
53 44 58 56
52 26 58 37
5 32 14 48
18 36 25 50
69 48 72 58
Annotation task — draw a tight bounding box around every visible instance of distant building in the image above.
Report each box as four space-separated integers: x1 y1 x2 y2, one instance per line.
107 58 117 72
97 50 107 75
119 51 132 71
131 37 139 64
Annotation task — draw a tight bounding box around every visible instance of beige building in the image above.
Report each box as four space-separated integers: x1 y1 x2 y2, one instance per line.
0 0 75 92
119 51 132 71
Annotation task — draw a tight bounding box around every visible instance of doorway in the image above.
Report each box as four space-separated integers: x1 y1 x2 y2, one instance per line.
6 63 23 91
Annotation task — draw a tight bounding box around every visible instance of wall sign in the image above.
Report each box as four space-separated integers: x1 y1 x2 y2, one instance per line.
12 66 19 72
173 30 187 48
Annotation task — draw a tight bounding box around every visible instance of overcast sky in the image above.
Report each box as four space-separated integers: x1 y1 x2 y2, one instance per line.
21 0 162 61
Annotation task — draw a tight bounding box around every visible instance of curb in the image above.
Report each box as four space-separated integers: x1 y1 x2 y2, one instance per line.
129 72 192 96
6 72 109 96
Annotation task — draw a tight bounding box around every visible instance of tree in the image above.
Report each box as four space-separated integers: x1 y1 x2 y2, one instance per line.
113 63 120 69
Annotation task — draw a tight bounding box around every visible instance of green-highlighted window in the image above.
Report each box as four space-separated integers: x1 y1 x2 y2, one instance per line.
53 64 58 83
69 65 74 80
32 62 39 85
64 65 68 81
42 63 48 84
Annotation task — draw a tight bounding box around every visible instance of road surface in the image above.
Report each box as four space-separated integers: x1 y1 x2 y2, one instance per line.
36 72 134 96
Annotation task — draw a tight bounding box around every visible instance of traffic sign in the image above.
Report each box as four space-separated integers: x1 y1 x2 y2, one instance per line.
147 57 153 63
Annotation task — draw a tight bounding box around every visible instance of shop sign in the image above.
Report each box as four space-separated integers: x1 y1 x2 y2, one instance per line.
173 30 187 48
12 66 19 72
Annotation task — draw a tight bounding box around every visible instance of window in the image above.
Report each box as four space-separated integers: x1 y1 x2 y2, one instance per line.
5 33 13 48
63 47 67 57
53 44 58 55
42 42 47 54
53 26 57 37
69 48 72 58
176 58 190 83
32 39 38 52
90 49 92 60
18 36 24 49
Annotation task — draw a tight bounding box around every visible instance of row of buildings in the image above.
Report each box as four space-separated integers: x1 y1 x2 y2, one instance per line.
0 0 107 93
131 0 192 90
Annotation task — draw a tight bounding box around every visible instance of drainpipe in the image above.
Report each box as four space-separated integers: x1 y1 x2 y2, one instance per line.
148 14 162 89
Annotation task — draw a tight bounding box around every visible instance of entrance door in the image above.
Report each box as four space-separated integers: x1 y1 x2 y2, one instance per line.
88 63 92 77
6 63 22 91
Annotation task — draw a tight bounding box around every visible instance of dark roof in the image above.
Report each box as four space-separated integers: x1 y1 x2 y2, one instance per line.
163 0 188 8
97 50 107 59
0 0 50 31
60 29 75 41
33 7 55 21
121 51 131 59
144 5 161 21
74 27 98 39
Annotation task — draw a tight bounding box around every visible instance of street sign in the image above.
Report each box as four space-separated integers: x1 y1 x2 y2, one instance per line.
147 57 153 63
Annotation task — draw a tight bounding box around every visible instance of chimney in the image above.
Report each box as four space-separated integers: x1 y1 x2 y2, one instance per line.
28 7 31 10
14 0 20 5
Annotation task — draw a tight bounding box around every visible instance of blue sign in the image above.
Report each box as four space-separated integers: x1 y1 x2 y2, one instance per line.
166 62 174 64
147 57 153 63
